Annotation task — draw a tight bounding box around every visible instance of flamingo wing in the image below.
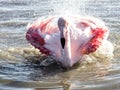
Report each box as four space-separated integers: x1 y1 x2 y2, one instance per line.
26 17 61 56
72 16 109 54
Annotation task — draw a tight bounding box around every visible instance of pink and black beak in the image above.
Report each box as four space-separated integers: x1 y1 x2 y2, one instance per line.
58 17 66 49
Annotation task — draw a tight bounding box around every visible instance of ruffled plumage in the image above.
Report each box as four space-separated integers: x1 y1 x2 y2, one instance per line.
26 16 109 67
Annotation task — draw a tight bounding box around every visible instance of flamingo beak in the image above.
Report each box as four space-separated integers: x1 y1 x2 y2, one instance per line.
58 17 66 49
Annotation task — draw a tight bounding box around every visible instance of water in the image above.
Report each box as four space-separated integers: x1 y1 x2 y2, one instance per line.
0 0 120 90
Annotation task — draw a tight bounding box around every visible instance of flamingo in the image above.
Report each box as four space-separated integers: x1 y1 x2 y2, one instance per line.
26 16 110 67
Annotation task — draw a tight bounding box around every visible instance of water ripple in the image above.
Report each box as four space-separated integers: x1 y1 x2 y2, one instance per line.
0 0 120 90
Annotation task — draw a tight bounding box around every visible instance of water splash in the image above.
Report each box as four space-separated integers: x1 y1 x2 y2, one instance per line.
49 0 87 16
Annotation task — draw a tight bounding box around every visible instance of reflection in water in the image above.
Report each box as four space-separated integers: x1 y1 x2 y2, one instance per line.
0 0 120 90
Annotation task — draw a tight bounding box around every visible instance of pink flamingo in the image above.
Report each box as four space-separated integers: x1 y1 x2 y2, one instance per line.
26 16 109 67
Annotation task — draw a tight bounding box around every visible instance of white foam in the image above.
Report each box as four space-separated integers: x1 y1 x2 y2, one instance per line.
81 40 114 64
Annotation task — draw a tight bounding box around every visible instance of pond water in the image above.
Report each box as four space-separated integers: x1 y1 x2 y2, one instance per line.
0 0 120 90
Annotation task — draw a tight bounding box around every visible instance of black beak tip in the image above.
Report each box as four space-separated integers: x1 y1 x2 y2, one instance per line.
60 38 65 49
